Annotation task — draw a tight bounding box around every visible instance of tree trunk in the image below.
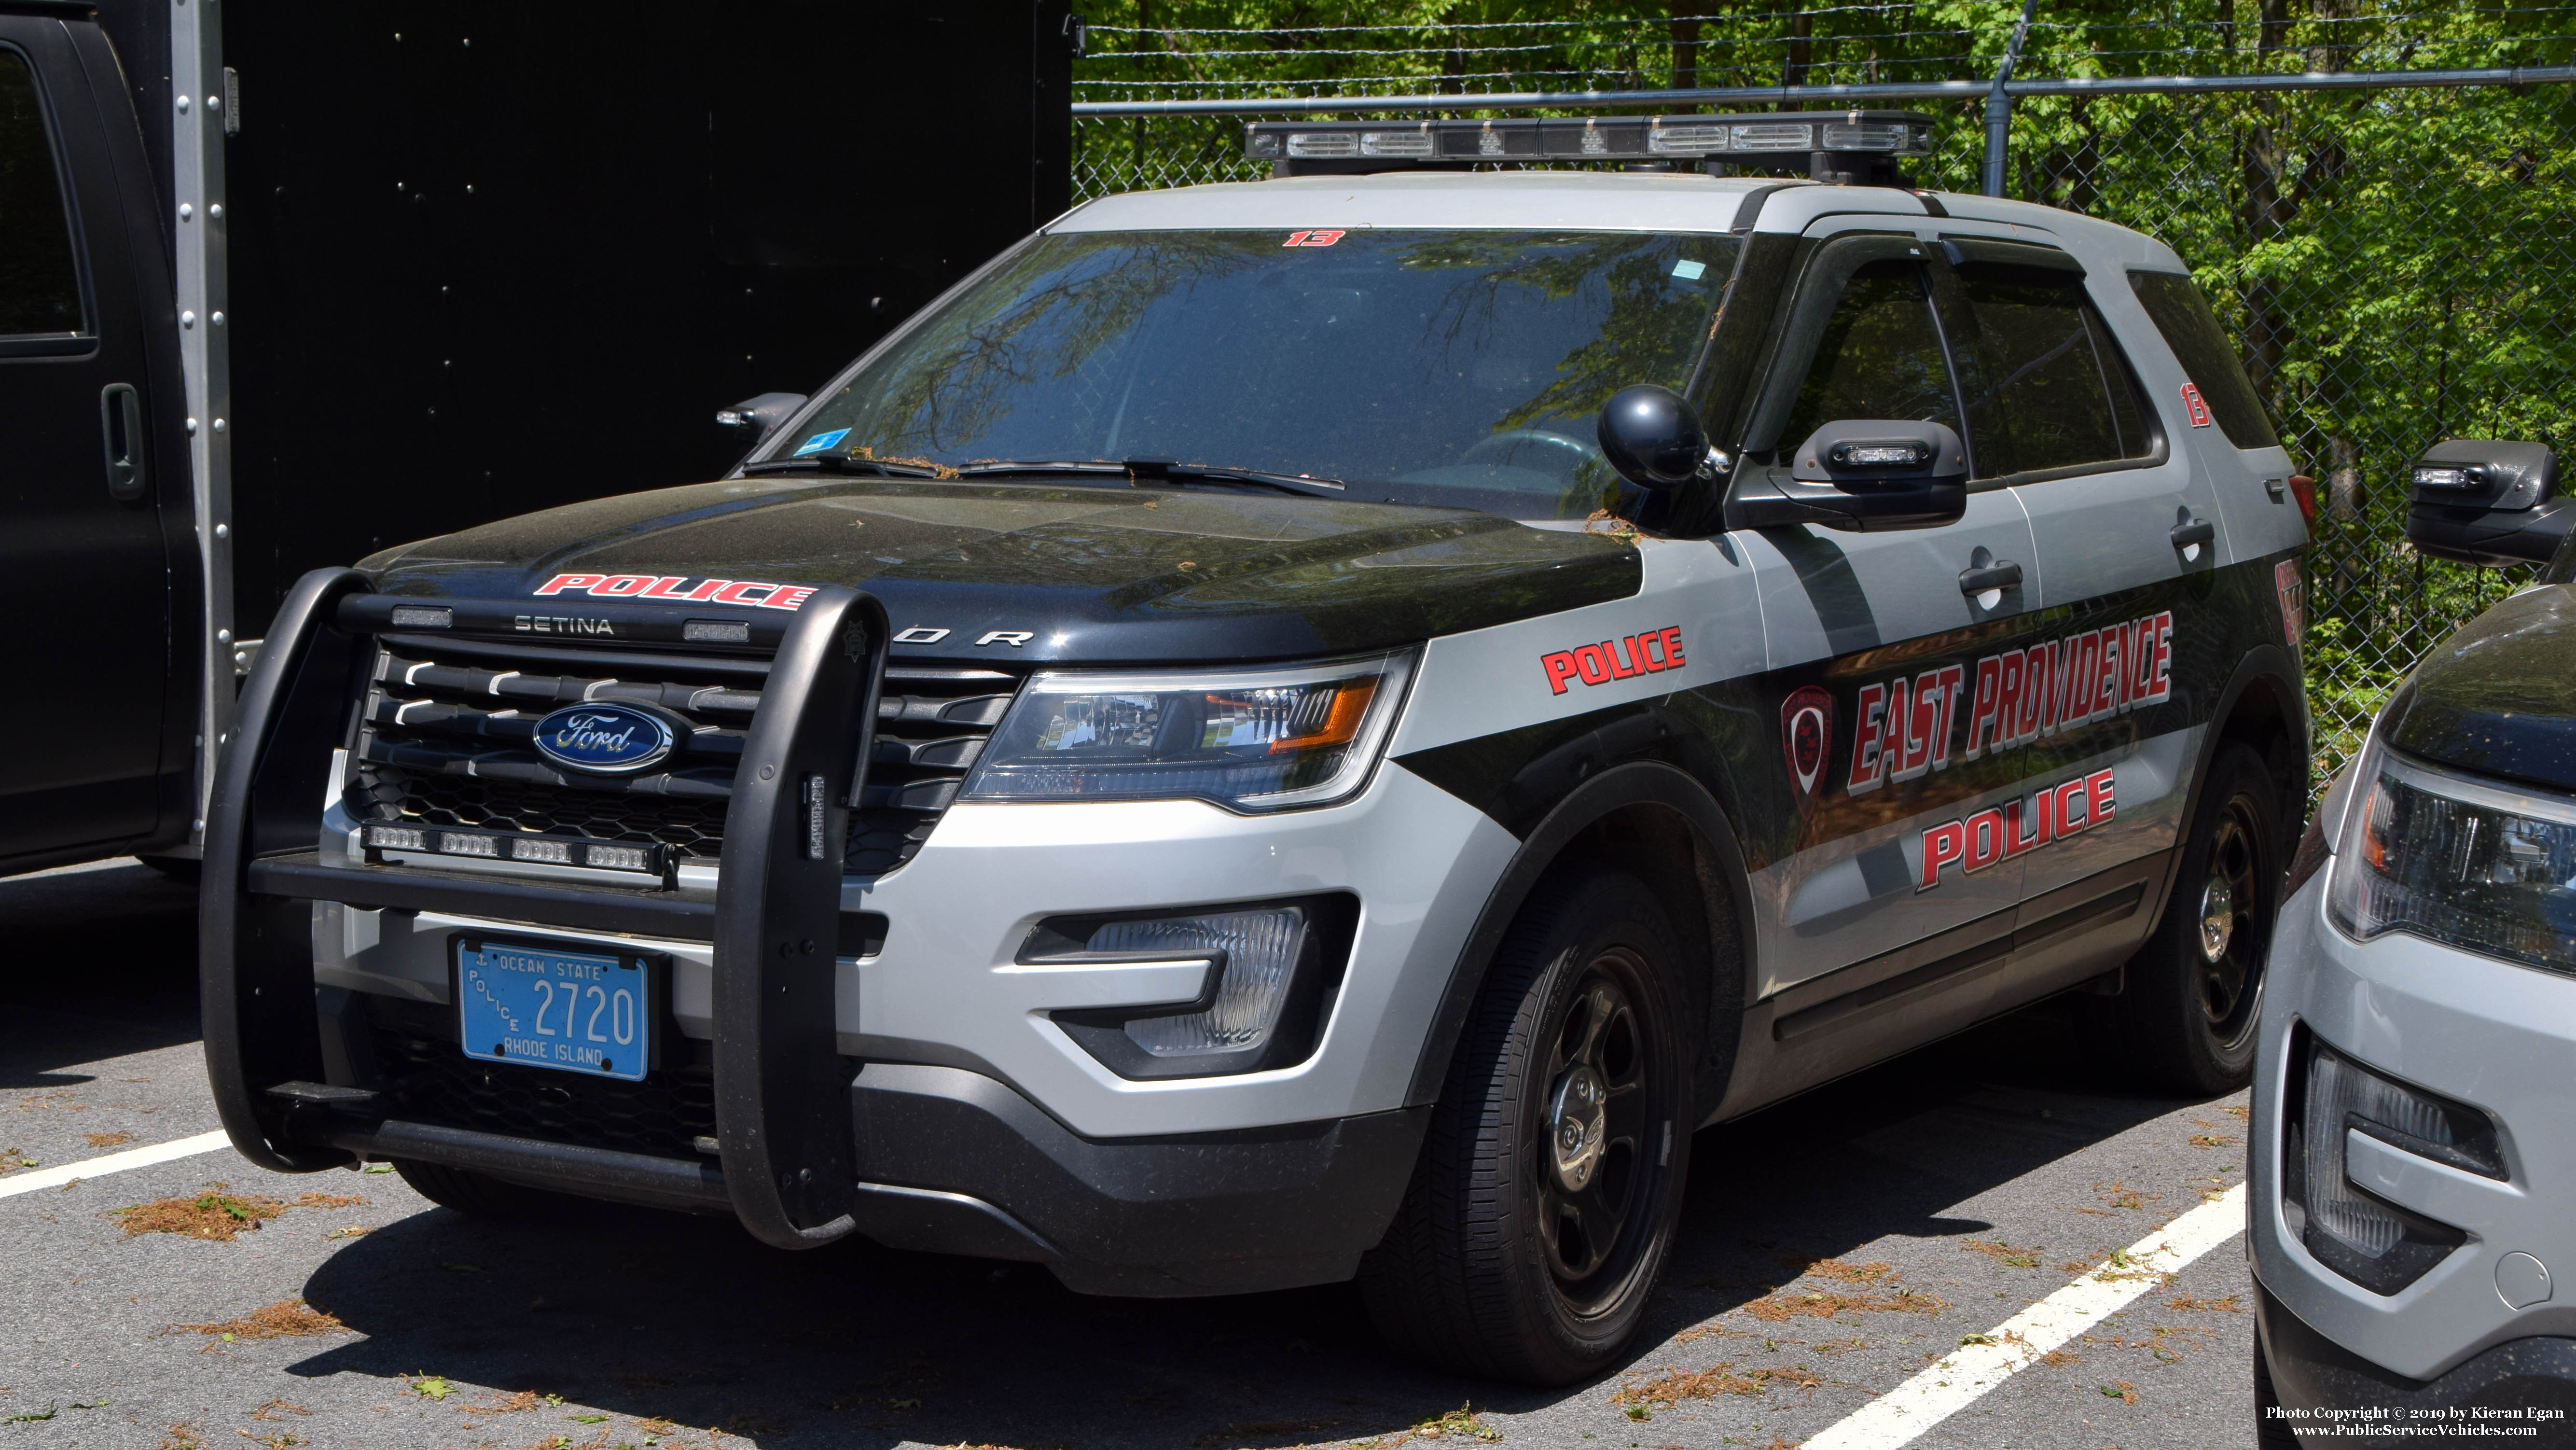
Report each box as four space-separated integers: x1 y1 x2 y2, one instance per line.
1670 12 1700 105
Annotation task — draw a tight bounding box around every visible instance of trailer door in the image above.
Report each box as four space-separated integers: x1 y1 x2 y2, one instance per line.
0 17 170 861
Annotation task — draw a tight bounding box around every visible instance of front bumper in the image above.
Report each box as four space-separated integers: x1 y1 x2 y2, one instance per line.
2251 864 2576 1385
2257 1280 2576 1440
204 572 1484 1289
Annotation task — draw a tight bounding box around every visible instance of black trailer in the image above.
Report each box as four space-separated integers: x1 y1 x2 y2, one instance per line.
0 0 1075 875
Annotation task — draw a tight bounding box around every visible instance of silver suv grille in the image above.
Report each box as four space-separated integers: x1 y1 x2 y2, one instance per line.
349 638 1018 876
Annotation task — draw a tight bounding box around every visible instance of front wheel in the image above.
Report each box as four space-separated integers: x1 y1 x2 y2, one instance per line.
1360 866 1693 1384
2104 741 2284 1095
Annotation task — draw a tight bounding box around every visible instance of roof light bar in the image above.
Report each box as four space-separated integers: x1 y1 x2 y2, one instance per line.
1246 110 1934 181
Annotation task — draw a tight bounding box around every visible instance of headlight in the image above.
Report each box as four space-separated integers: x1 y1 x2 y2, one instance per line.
2327 742 2576 973
961 650 1415 812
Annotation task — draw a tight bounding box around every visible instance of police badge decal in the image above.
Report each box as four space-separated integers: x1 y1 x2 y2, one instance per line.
1781 685 1834 816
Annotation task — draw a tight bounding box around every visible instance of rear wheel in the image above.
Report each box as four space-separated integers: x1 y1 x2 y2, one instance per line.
2107 741 2283 1095
391 1158 575 1221
1360 866 1692 1384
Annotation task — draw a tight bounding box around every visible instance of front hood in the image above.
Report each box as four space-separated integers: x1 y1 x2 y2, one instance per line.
359 477 1640 663
2385 583 2576 793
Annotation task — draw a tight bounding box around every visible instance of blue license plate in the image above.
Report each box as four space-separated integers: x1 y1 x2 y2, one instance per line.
456 938 651 1082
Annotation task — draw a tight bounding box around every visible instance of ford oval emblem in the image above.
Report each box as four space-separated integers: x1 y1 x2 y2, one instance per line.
532 704 678 774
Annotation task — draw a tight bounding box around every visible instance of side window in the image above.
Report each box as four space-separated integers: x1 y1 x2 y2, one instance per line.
1779 259 1960 448
1952 274 2153 478
2129 271 2283 450
0 47 82 339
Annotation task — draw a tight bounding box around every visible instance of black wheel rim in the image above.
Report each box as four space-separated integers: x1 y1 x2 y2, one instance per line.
2196 795 2268 1045
1534 949 1667 1315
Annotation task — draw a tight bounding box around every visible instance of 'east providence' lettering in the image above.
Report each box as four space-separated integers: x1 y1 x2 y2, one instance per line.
1849 610 2174 795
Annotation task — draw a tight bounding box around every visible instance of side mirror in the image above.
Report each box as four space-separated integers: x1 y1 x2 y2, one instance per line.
1781 418 1968 530
2405 439 2576 566
717 391 808 443
1596 385 1713 490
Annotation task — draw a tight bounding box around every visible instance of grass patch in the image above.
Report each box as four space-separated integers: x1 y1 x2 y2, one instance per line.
115 1193 283 1241
178 1299 345 1339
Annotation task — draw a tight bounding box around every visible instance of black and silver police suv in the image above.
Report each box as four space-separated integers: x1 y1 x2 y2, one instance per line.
205 113 2311 1384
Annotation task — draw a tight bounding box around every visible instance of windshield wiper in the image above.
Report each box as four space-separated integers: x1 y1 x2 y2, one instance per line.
957 457 1350 500
741 455 945 479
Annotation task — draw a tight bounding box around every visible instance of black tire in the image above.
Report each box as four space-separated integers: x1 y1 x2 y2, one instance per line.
1360 865 1693 1385
2254 1338 2303 1449
391 1158 575 1221
2107 741 2283 1095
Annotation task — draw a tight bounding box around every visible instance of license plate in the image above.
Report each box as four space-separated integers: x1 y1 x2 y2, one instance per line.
456 938 651 1082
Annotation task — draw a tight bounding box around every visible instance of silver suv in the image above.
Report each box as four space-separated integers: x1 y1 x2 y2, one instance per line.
2253 440 2576 1435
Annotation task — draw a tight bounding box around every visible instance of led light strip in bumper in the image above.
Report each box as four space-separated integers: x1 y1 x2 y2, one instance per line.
360 823 666 877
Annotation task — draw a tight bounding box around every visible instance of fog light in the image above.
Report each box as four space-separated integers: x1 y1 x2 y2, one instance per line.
1035 897 1351 1080
1097 908 1307 1058
2286 1034 2494 1294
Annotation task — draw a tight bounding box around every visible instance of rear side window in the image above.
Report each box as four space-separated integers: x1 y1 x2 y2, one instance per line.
0 48 81 338
1779 259 1960 446
1951 275 2155 479
2129 271 2282 450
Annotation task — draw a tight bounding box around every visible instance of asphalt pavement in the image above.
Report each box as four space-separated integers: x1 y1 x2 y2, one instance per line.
3 860 2258 1450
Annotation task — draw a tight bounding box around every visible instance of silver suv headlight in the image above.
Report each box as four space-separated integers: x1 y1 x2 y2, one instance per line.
2328 741 2576 974
960 649 1416 812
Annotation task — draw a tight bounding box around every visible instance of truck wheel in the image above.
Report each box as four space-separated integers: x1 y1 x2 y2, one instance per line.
1361 865 1691 1384
392 1159 572 1221
2108 741 2282 1096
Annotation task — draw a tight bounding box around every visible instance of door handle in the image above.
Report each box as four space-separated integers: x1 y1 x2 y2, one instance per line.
1958 558 2023 596
100 382 145 502
2171 516 2216 551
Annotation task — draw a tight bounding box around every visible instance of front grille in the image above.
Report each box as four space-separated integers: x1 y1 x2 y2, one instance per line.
349 637 1019 876
369 1027 717 1159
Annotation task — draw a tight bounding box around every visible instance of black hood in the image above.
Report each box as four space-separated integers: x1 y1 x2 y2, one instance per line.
357 477 1640 664
2385 583 2576 793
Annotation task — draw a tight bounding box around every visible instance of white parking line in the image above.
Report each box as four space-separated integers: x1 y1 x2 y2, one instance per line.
1803 1183 2249 1450
0 1129 238 1199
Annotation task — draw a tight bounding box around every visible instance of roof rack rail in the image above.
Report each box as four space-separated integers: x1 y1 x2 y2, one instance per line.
1246 110 1934 185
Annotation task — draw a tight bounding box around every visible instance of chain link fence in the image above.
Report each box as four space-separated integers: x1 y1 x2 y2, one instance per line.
1067 8 2576 784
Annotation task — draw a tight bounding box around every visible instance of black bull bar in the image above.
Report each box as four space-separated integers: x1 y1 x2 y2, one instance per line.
201 568 890 1249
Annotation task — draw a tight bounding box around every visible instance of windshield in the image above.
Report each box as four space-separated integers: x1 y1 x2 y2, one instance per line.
770 228 1740 519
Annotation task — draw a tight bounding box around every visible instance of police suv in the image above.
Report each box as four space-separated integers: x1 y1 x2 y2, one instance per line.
205 112 2311 1384
2255 444 2576 1431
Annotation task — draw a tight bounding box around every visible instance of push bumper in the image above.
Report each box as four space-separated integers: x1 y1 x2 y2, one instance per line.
204 570 890 1249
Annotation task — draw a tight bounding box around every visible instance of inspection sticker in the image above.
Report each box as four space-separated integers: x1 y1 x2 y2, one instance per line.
792 427 852 456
